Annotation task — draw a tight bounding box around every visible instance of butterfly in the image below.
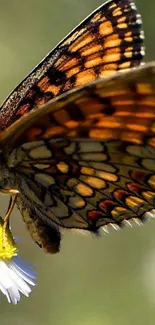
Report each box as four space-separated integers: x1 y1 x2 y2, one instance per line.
0 0 153 255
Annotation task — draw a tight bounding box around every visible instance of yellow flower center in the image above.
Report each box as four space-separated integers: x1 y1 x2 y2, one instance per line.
0 217 17 260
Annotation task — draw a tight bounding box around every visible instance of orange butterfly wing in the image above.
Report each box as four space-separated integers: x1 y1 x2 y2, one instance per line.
0 0 144 130
1 63 154 150
2 64 154 243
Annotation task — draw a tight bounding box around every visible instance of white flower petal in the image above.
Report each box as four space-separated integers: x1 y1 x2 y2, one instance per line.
0 281 11 303
8 286 20 305
12 256 36 280
0 256 36 304
10 261 36 286
7 264 32 296
0 261 18 303
0 261 14 289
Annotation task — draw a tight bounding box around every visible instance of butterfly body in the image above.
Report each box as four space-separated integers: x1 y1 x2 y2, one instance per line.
0 0 154 254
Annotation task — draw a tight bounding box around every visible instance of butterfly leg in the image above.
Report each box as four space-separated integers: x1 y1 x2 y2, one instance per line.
2 193 18 247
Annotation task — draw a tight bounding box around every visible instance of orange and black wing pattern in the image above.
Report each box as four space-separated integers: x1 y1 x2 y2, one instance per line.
0 0 144 130
1 63 154 150
4 63 155 235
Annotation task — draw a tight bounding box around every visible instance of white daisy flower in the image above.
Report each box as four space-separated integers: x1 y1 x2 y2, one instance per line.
0 217 37 304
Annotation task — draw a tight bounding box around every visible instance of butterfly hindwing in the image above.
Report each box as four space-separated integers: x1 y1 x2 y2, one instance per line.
0 0 144 130
8 137 155 234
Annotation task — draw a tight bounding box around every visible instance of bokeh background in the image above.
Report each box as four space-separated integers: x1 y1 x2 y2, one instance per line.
0 0 155 324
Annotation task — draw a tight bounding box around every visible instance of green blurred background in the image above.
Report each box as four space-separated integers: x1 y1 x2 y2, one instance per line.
0 0 155 324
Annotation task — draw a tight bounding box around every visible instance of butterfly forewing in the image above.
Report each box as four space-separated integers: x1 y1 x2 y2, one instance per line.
0 0 144 130
1 63 155 150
